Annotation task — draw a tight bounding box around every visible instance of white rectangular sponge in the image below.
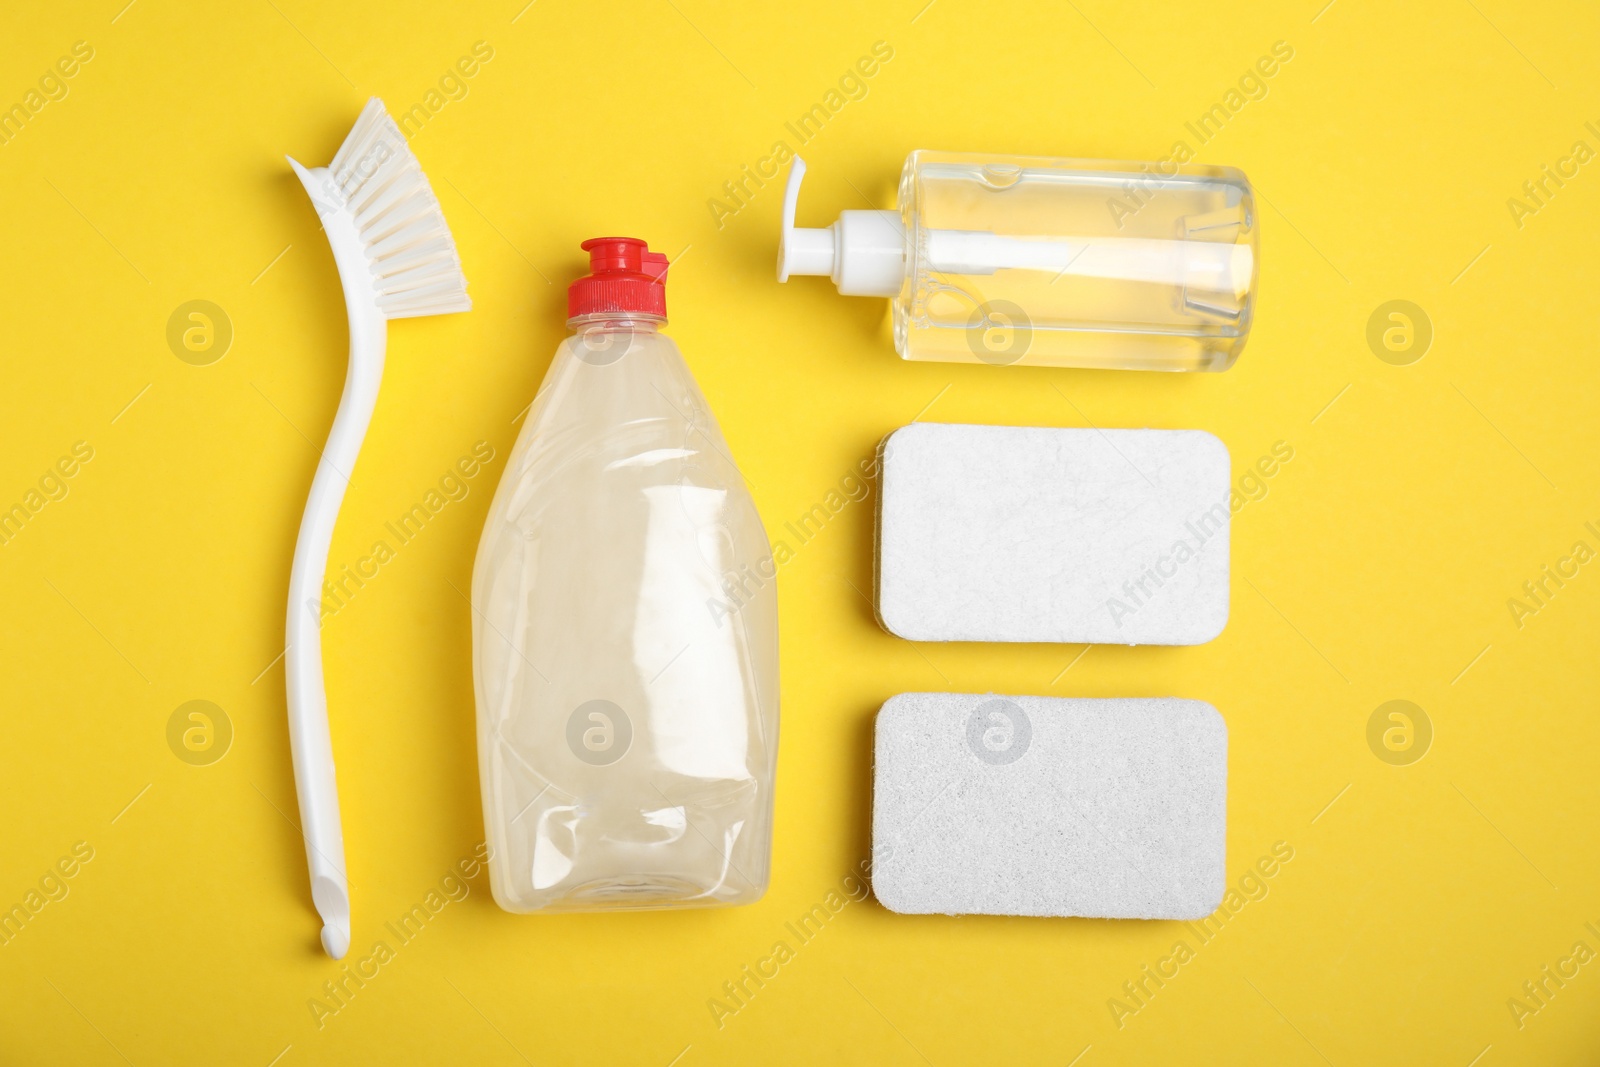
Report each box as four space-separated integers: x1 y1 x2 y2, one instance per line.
871 692 1226 920
876 422 1230 645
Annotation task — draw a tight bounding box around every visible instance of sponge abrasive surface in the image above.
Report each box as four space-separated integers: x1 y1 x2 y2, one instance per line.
876 422 1231 645
871 692 1227 919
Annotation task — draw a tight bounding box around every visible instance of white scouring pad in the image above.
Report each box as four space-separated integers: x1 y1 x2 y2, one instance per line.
876 422 1230 645
871 692 1227 919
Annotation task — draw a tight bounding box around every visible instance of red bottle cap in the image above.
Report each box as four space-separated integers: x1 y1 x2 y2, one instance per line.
567 237 669 321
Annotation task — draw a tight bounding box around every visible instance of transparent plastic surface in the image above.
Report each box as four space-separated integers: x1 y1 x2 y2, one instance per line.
893 151 1258 371
471 316 779 913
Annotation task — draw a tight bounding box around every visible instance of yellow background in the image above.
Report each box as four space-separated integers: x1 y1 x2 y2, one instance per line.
2 0 1598 1063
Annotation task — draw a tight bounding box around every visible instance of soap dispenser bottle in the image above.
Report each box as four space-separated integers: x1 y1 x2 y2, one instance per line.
778 152 1258 371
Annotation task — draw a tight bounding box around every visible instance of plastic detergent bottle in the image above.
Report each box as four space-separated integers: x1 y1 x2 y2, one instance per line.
778 152 1258 371
471 237 779 913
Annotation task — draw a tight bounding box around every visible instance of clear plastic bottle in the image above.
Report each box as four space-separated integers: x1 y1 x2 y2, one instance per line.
471 238 779 913
779 151 1258 371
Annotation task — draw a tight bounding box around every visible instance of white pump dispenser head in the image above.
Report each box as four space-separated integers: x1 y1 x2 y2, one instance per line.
778 157 905 297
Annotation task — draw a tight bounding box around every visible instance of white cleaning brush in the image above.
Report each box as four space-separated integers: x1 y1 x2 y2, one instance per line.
285 98 469 959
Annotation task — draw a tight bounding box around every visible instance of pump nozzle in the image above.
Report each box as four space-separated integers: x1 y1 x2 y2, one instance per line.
777 157 905 297
778 158 829 281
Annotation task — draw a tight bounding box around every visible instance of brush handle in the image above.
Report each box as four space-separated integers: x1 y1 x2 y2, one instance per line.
285 312 383 962
285 160 388 960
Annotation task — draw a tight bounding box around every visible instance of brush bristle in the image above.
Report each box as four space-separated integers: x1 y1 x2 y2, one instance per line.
328 98 470 320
